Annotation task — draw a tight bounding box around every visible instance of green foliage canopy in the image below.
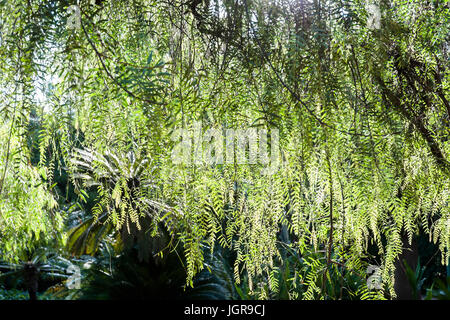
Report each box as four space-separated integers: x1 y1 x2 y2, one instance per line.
0 0 449 299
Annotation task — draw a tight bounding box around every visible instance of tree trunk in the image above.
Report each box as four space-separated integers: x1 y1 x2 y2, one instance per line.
393 233 419 300
24 262 39 301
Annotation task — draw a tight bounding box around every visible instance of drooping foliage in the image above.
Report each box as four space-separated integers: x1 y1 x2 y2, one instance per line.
0 0 449 299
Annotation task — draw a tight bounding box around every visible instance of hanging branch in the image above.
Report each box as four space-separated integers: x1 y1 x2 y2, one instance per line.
0 101 17 197
0 17 21 198
79 8 154 106
374 73 450 173
322 146 334 296
242 0 396 138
